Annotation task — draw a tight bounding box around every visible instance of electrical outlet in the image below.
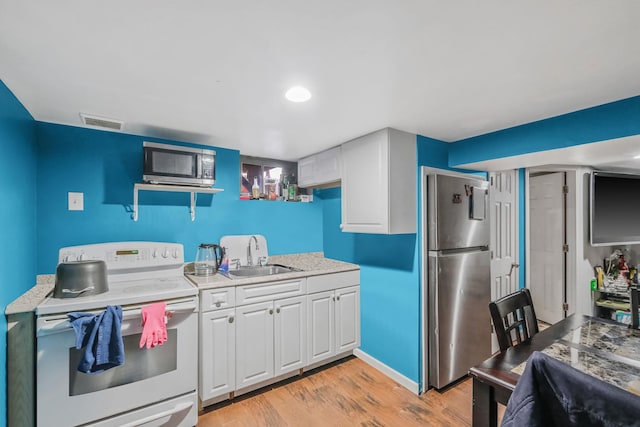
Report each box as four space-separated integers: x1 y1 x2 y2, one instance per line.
68 192 84 211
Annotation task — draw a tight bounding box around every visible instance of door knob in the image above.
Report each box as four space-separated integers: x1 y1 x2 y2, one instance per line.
509 263 520 276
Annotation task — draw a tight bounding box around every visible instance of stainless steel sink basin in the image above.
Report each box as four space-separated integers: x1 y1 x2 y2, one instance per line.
223 264 300 279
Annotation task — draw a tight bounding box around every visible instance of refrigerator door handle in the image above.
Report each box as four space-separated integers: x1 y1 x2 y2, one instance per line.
428 246 489 257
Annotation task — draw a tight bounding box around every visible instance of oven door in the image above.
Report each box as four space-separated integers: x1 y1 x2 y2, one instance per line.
36 297 198 427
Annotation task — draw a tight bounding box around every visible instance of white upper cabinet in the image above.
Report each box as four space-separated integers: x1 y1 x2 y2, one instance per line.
341 128 416 234
298 146 341 188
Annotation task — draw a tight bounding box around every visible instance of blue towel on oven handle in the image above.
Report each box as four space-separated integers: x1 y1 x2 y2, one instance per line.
67 305 125 374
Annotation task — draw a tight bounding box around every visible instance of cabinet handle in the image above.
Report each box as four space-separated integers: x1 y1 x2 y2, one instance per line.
228 316 234 323
269 309 274 315
276 307 281 314
336 295 341 301
332 296 336 301
215 301 221 308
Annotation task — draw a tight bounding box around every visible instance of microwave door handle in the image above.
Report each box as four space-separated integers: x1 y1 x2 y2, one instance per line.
196 153 202 179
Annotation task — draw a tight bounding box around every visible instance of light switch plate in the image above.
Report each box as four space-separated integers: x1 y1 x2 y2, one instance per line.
68 192 84 211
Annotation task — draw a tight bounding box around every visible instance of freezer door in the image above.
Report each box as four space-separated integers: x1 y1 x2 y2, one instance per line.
428 249 492 389
427 174 489 250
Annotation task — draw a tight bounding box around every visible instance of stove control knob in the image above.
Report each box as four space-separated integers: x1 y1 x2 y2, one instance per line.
162 249 169 258
78 253 87 261
172 249 179 259
152 249 159 258
64 253 76 262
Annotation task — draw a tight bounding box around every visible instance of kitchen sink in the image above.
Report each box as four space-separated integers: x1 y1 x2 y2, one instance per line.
222 264 301 279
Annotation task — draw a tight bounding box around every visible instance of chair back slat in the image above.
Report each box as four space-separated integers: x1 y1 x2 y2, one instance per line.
489 288 539 352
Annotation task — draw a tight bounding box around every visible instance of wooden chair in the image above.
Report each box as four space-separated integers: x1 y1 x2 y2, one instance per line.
489 288 539 352
631 287 639 329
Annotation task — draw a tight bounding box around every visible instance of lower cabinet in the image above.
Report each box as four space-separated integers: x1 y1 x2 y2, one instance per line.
200 307 235 402
198 271 359 407
235 301 274 389
307 286 360 365
235 296 306 390
335 286 361 354
274 296 307 376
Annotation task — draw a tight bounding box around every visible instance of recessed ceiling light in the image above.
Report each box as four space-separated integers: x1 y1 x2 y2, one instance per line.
285 86 311 103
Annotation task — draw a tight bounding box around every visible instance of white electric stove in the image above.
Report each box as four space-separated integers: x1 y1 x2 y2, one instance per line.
38 241 197 315
36 242 199 427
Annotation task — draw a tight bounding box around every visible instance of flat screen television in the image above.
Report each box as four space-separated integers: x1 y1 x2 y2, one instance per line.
590 171 640 246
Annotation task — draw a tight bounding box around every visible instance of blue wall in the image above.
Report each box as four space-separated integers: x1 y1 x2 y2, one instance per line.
0 81 37 426
449 96 640 166
35 123 324 274
318 135 451 389
318 187 420 382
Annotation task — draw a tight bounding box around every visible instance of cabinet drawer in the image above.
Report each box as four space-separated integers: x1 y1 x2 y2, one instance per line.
236 279 306 306
307 270 360 294
201 287 236 312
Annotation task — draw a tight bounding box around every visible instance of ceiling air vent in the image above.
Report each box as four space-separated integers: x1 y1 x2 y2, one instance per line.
80 113 124 131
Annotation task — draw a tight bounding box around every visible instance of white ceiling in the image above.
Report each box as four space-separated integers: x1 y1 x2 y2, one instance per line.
2 1 640 164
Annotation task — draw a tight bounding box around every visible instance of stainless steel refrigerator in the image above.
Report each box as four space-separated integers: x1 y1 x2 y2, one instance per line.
426 173 492 389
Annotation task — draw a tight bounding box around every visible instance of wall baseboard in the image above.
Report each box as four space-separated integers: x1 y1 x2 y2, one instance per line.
353 349 420 395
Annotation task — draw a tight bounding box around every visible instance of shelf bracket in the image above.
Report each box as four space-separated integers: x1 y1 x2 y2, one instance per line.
133 186 139 221
132 183 223 222
190 192 196 221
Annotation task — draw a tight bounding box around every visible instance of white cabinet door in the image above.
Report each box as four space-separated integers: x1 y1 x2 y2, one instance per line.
335 286 361 353
235 301 274 389
341 130 389 233
313 147 341 185
297 156 316 188
274 296 306 376
298 146 341 188
307 290 335 364
200 308 235 402
341 128 416 234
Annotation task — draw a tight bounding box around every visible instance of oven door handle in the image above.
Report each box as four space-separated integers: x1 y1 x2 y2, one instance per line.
120 400 194 427
37 318 76 337
37 299 198 337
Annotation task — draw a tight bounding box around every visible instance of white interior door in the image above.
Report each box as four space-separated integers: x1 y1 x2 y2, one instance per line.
489 171 519 352
529 172 565 324
490 171 519 299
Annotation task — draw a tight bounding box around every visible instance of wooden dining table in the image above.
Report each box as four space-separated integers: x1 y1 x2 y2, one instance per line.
469 314 640 427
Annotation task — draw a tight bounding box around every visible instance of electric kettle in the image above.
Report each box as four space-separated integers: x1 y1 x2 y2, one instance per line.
194 243 225 276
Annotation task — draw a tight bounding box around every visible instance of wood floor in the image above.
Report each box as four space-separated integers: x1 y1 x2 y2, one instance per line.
198 357 474 427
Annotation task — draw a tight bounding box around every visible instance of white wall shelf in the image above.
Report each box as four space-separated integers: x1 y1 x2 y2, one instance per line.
133 183 224 221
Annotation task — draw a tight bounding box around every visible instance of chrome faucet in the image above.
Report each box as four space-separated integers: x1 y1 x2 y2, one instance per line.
247 235 259 266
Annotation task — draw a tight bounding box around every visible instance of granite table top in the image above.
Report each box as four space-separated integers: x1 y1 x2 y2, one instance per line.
512 317 640 396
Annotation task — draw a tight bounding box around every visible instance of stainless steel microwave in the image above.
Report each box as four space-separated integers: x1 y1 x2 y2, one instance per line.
143 141 215 187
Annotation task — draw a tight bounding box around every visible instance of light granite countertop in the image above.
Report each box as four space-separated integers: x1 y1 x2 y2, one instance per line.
5 275 55 316
5 253 359 314
185 252 359 290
